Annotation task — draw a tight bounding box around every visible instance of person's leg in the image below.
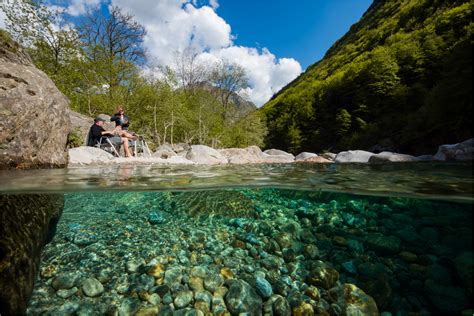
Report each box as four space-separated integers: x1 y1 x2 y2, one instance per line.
122 137 132 157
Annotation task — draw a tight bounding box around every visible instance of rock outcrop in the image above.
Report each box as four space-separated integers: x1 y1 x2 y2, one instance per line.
433 138 474 161
335 150 375 163
186 145 228 165
368 152 417 163
219 146 264 164
0 31 71 169
0 194 64 314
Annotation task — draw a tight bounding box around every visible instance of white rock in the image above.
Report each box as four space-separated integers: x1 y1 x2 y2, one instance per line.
263 149 295 159
186 145 228 164
219 146 263 164
68 146 114 165
295 152 318 161
335 150 375 163
368 152 417 163
260 153 294 163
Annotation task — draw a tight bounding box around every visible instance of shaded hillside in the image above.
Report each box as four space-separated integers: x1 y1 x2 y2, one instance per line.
262 0 472 155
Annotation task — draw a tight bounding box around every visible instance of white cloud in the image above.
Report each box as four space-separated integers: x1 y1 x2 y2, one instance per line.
209 0 219 9
63 0 102 16
111 0 302 106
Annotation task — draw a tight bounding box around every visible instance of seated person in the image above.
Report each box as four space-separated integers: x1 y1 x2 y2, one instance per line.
110 106 130 130
89 117 135 157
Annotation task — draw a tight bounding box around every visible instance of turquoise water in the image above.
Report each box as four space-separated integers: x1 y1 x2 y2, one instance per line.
1 163 473 315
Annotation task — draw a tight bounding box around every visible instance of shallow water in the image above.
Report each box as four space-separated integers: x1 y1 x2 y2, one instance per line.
1 163 473 315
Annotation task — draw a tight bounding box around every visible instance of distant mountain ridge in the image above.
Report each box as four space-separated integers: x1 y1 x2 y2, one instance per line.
262 0 472 155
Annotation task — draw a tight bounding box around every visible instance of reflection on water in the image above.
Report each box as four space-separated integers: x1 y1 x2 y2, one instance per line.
0 162 472 202
18 189 472 315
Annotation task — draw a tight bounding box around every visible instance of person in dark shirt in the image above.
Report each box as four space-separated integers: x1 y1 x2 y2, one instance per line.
88 116 133 157
110 106 130 130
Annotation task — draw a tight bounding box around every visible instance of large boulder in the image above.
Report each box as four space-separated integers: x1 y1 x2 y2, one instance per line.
219 146 263 164
186 145 228 164
0 32 71 168
263 149 295 160
328 283 378 315
433 138 474 161
69 111 114 146
368 151 417 163
68 146 115 165
335 150 375 163
0 194 64 314
295 152 318 161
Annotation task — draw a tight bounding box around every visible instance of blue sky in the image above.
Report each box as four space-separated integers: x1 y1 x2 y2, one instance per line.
0 0 374 105
216 0 373 69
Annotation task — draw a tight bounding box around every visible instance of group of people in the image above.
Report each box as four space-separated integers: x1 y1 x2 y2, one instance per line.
88 106 136 157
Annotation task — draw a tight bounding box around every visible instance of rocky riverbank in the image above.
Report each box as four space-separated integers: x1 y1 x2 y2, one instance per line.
69 138 474 166
27 189 472 315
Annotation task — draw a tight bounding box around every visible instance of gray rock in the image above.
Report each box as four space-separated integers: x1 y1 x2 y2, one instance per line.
118 297 141 316
203 274 223 292
82 278 104 297
0 194 64 314
255 276 273 298
424 279 468 312
174 290 194 308
368 152 417 163
225 279 262 315
433 138 474 161
164 267 183 286
68 146 115 165
126 258 145 273
366 234 401 254
319 152 337 160
295 152 318 161
264 149 295 159
328 284 378 315
52 273 77 290
0 35 70 169
56 287 78 299
219 146 263 164
335 150 375 163
186 145 228 164
153 149 177 159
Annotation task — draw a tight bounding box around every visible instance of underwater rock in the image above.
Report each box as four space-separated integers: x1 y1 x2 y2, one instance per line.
204 274 224 292
225 279 263 315
292 301 314 315
56 287 78 299
173 190 257 218
307 261 339 289
82 277 104 297
174 290 194 308
424 279 468 312
366 233 401 254
0 194 64 314
454 252 473 296
328 283 378 315
255 276 273 299
148 211 165 225
51 273 77 290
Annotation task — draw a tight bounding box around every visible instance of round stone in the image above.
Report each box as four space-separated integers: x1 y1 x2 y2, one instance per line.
52 273 76 290
82 278 104 297
174 290 194 308
255 277 273 299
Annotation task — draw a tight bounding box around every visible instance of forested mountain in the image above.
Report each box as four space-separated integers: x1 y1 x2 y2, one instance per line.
261 0 472 155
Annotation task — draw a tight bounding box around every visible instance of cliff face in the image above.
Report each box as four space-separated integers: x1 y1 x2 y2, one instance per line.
0 31 67 314
0 30 71 169
262 0 472 155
